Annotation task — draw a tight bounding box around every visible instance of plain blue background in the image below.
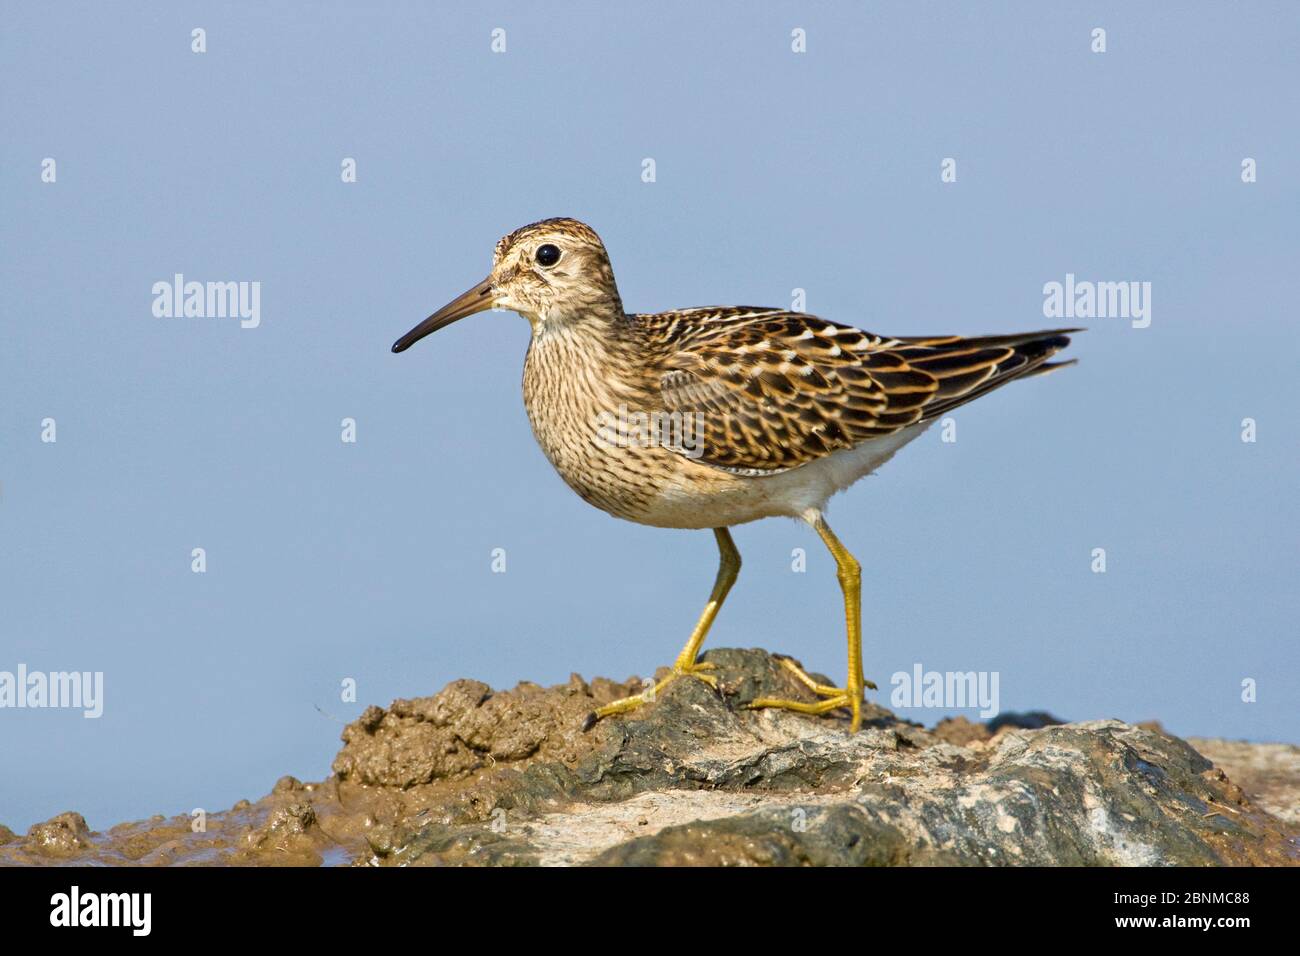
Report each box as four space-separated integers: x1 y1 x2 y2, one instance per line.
2 3 1297 832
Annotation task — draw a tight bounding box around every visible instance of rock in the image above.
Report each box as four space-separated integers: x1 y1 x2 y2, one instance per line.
24 812 92 858
265 803 316 834
345 648 1297 867
1187 738 1300 826
1 648 1295 867
932 715 990 746
987 711 1066 733
272 775 303 794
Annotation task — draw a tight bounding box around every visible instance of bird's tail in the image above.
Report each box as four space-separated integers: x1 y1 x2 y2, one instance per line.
890 328 1081 422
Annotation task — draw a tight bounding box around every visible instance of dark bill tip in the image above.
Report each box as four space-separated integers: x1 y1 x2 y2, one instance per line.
391 279 494 355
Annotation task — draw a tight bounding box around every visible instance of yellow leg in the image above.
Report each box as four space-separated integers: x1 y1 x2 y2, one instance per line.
749 511 873 733
587 528 740 725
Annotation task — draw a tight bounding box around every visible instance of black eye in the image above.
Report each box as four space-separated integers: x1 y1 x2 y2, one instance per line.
535 244 561 267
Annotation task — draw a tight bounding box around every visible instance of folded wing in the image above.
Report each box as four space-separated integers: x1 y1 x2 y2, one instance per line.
646 308 1076 474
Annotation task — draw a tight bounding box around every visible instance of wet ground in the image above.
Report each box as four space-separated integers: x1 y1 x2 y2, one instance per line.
2 649 1296 866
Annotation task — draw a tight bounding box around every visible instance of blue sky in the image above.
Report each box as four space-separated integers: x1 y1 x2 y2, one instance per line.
2 2 1297 831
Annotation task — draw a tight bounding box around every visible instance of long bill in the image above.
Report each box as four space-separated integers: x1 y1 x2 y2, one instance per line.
391 279 495 353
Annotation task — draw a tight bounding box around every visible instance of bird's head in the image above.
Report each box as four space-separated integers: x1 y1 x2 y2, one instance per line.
392 217 623 353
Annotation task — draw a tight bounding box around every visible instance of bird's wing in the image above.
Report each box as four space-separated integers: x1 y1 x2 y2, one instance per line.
641 308 1076 474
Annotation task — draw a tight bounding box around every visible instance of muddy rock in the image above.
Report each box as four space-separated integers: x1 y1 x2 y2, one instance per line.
2 648 1296 867
24 812 92 858
272 776 304 794
331 674 635 789
1187 738 1300 827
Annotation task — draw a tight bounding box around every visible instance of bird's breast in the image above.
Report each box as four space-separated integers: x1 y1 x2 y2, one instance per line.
521 328 671 521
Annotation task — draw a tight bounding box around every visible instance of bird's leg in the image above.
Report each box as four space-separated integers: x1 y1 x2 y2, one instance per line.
748 511 875 733
588 528 740 724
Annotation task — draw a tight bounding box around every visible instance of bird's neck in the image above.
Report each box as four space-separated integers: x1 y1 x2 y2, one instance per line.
523 307 646 414
531 304 633 355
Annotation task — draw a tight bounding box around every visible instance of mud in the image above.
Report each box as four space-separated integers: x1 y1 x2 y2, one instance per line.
2 648 1296 867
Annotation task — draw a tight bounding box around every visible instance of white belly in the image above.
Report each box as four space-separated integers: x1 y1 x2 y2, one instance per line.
639 421 933 529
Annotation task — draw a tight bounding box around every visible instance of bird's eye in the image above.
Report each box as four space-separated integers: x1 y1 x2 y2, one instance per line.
534 244 561 267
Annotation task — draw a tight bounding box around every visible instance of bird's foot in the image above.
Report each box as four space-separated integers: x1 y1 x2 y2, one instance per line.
583 660 718 730
773 655 877 695
746 657 877 733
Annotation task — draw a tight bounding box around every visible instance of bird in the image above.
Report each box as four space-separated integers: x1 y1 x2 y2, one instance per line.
392 218 1078 733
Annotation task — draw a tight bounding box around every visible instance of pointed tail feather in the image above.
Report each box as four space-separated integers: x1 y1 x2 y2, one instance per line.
889 328 1080 422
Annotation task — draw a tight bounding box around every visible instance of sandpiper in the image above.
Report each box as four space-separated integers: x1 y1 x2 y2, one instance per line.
393 218 1078 733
